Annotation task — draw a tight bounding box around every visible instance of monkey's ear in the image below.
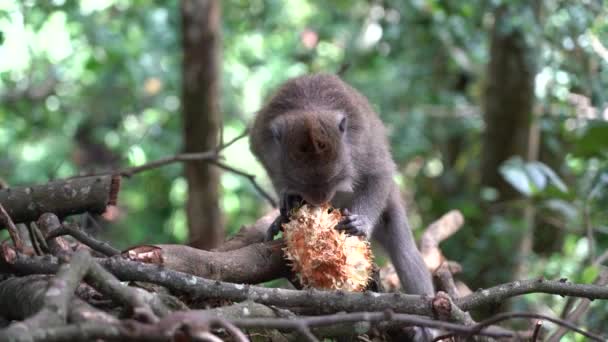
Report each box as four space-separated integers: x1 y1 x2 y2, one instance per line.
338 117 347 133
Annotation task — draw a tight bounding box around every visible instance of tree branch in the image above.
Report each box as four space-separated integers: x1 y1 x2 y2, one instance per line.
456 278 608 311
5 252 608 321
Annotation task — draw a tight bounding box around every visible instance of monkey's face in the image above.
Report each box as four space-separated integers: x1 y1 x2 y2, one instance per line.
269 110 353 206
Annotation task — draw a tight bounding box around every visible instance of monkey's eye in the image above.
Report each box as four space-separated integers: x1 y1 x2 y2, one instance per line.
270 127 281 142
338 117 347 133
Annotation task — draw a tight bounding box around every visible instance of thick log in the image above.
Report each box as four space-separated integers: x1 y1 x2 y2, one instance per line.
123 239 289 284
0 175 119 225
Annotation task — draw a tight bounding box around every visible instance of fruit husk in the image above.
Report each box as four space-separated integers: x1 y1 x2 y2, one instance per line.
282 203 373 292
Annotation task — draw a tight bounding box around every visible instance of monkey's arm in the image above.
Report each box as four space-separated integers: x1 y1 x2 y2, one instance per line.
265 192 303 241
336 173 392 237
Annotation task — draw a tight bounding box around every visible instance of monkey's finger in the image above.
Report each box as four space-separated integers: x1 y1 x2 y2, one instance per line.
337 214 360 225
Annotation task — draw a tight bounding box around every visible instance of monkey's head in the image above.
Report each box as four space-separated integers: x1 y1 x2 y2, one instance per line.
259 110 354 206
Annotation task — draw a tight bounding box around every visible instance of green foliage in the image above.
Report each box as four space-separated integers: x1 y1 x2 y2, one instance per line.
0 0 608 337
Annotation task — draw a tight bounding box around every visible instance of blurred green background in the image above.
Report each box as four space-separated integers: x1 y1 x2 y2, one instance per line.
1 0 608 338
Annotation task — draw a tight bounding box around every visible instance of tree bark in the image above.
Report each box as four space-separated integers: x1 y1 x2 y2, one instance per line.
180 0 223 249
480 8 536 199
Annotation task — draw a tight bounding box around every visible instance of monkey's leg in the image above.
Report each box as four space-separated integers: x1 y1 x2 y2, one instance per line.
374 190 434 296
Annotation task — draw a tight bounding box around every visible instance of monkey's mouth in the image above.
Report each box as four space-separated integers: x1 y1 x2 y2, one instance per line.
300 190 335 206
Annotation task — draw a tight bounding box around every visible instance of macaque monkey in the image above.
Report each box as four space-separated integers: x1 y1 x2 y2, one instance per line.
250 74 434 296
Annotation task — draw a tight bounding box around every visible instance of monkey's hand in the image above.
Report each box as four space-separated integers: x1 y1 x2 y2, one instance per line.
336 208 372 237
265 192 303 241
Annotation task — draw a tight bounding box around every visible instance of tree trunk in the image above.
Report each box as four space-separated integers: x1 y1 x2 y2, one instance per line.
180 0 223 249
480 9 535 199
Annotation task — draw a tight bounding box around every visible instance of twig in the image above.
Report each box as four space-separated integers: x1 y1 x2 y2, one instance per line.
46 222 120 257
232 311 513 339
532 320 543 342
37 213 72 256
0 250 93 340
117 150 218 177
210 317 249 342
85 260 165 322
30 223 49 253
210 160 277 207
0 202 24 251
473 312 602 341
455 278 608 311
434 311 601 342
26 223 43 256
548 269 608 340
113 129 248 178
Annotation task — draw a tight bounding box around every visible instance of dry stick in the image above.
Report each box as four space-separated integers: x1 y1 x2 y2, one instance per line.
0 250 92 341
26 223 42 256
232 311 513 340
0 275 118 325
37 213 72 256
548 269 608 341
30 223 49 253
0 203 24 251
18 311 511 342
115 129 248 178
46 222 120 256
117 150 218 177
211 317 249 342
108 129 278 207
85 260 166 322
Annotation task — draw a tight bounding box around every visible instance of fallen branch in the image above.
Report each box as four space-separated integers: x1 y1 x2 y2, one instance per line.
0 175 119 225
5 252 608 321
0 250 92 341
123 240 289 284
0 275 117 324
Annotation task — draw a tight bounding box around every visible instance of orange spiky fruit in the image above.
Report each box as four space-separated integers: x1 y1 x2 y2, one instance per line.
282 203 373 292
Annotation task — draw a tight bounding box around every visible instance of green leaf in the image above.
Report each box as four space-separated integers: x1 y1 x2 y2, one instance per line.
581 265 599 284
500 157 535 196
500 165 533 196
533 161 568 193
573 122 608 158
525 162 547 190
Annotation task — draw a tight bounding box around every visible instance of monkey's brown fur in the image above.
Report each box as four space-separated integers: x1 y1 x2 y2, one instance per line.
250 74 434 296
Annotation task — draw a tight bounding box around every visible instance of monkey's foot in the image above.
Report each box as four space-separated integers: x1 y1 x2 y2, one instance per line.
336 209 370 237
